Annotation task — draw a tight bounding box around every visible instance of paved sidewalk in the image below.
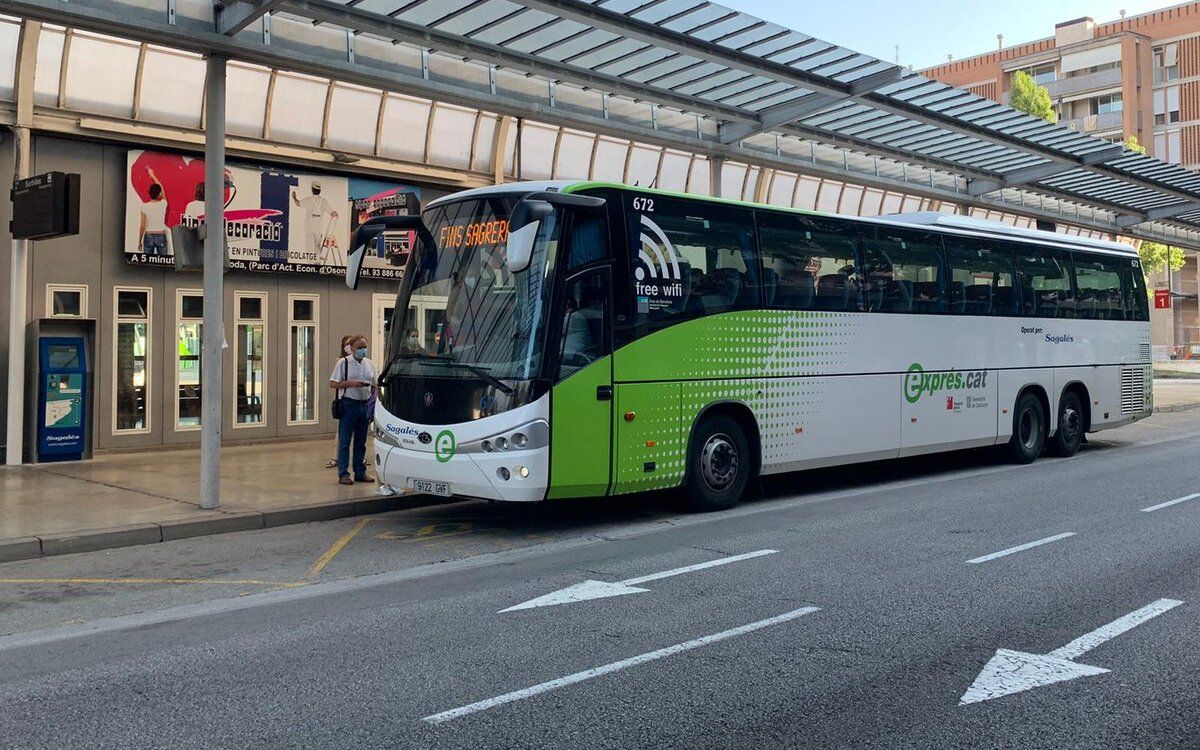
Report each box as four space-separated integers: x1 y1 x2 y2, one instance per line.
0 438 442 562
1154 378 1200 413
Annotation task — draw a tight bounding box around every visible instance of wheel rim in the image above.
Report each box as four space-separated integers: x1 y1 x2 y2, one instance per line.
1019 407 1040 451
700 433 739 491
1061 405 1081 445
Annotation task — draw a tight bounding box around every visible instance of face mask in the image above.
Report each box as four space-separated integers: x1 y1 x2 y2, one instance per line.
354 347 368 360
343 344 353 355
407 336 419 348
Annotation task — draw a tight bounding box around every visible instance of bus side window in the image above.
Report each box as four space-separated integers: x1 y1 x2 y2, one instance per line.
557 270 608 381
858 226 946 314
1072 255 1127 320
627 196 757 333
1014 248 1075 319
943 237 1018 317
565 215 608 270
757 212 860 312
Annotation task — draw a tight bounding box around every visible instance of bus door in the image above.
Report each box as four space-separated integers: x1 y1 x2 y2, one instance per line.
547 215 614 499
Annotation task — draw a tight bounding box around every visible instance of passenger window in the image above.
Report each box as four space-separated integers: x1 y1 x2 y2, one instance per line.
564 214 608 270
1014 248 1074 318
1123 258 1150 322
758 213 860 312
943 238 1018 316
1072 255 1128 320
626 195 757 333
557 270 608 381
858 226 946 314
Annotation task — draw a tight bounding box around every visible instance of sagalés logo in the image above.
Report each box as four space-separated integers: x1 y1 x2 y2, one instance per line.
434 429 456 463
903 362 988 404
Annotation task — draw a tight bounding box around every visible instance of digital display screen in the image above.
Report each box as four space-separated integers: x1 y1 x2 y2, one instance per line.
438 220 509 250
47 344 80 369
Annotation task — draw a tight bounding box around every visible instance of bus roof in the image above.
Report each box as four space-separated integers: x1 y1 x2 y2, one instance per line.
426 180 1138 257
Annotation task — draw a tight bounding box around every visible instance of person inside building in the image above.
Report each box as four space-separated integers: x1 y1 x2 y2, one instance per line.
403 327 425 355
329 334 376 485
138 167 169 256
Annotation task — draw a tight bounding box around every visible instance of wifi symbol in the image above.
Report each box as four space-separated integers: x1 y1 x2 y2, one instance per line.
636 214 679 281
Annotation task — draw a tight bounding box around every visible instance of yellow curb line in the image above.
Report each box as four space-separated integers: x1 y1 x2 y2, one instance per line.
304 516 371 580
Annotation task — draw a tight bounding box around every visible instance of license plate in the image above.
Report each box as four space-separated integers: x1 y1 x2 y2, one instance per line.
411 478 452 497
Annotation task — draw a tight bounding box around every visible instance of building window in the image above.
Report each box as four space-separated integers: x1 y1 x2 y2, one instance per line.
1064 61 1119 79
1015 62 1056 85
46 284 87 318
176 290 203 431
1154 43 1179 83
234 292 266 427
1096 93 1123 115
288 294 319 425
1154 130 1182 164
113 287 151 433
1154 86 1181 125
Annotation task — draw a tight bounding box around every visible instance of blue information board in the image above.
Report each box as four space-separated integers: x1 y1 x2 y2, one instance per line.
37 336 87 462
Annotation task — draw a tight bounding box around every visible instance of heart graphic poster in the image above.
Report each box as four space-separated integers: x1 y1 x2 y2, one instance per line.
124 149 418 279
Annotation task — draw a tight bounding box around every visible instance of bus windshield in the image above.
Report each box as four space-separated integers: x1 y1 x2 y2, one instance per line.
382 194 559 419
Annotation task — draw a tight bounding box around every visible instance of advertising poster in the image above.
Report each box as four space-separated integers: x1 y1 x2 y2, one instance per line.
124 150 419 279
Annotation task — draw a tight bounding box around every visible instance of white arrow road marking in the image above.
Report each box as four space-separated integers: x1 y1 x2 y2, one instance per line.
423 605 819 724
964 532 1076 564
960 598 1184 705
1141 492 1200 513
499 549 777 612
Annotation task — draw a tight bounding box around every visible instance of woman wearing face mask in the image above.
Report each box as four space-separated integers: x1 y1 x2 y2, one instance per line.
329 334 377 485
325 335 355 469
403 328 425 354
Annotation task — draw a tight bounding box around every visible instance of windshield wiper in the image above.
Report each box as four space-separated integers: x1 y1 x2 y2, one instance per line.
419 360 515 396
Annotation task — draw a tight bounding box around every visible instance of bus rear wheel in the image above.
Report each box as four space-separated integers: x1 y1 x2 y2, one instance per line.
1049 391 1084 457
1007 392 1046 464
682 414 750 512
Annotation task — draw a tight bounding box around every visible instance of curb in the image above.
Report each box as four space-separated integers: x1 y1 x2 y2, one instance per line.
1153 401 1200 414
0 493 457 564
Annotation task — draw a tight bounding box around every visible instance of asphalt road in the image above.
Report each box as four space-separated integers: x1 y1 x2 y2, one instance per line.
2 411 1200 749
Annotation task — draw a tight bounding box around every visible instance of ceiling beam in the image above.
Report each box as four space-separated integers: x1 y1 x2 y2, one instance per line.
215 0 286 36
1117 202 1200 227
513 0 1200 206
967 145 1126 195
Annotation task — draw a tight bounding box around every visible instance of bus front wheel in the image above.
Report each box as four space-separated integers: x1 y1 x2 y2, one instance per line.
1007 392 1046 464
682 414 750 512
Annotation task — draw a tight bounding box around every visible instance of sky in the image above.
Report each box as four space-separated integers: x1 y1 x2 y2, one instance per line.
727 0 1180 70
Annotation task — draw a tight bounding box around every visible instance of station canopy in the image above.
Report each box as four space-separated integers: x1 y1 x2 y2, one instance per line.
7 0 1200 249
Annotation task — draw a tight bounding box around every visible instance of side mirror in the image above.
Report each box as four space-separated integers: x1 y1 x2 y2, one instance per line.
346 214 429 290
506 199 553 273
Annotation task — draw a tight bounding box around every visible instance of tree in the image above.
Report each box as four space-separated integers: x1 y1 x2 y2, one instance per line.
1123 134 1146 154
1009 71 1057 124
1138 241 1187 279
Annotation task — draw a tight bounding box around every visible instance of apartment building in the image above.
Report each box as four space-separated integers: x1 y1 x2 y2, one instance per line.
925 4 1200 354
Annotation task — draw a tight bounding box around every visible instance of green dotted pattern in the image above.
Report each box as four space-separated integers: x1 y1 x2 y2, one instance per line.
609 310 860 495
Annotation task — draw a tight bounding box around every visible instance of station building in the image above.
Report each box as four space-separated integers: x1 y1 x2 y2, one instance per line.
924 2 1200 353
0 11 1176 462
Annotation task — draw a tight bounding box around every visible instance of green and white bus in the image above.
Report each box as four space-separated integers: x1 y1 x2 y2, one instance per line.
346 181 1152 510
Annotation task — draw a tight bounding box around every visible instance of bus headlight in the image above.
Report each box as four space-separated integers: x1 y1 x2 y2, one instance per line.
482 439 493 452
495 436 509 451
512 432 528 448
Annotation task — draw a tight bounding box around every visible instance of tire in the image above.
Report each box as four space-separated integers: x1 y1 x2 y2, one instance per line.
1007 392 1046 464
1049 391 1084 458
681 414 751 512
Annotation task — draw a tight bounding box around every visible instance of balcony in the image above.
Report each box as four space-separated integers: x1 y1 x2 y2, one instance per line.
1057 111 1123 134
1044 67 1123 99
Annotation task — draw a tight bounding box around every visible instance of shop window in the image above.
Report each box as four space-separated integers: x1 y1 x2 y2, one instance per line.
46 284 87 318
176 290 203 431
113 287 151 433
288 295 319 424
234 292 267 426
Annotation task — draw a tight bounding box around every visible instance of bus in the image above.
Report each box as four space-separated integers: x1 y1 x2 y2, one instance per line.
345 181 1152 511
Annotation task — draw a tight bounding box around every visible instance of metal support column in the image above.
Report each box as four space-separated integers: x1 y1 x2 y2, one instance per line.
200 55 226 509
4 127 31 465
710 156 724 199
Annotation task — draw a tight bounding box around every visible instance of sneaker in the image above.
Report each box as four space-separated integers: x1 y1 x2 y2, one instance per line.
354 474 376 483
338 476 354 486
